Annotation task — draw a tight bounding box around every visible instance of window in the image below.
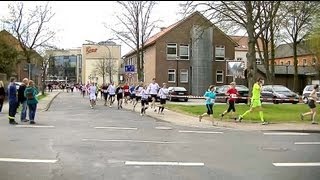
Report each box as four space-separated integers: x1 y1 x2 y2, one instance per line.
287 61 291 65
215 45 225 61
180 69 188 83
179 45 189 60
303 59 307 65
216 70 224 83
281 62 284 65
256 58 261 64
312 58 317 65
236 57 242 61
167 43 177 60
168 69 175 82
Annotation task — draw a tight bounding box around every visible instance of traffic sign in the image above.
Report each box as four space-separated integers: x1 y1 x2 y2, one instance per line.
125 65 135 72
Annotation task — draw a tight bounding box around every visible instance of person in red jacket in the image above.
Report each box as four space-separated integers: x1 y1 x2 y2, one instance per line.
220 82 239 121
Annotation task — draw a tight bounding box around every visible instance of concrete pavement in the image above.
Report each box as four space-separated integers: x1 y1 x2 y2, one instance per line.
2 91 319 131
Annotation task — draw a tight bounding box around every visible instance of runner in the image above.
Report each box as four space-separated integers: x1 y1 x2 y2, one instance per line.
107 82 116 108
300 84 319 124
157 83 169 114
116 84 124 109
101 83 109 106
237 77 268 125
129 83 136 104
220 82 239 121
133 82 144 111
147 78 160 111
140 84 149 116
88 82 97 109
123 82 130 105
199 85 216 124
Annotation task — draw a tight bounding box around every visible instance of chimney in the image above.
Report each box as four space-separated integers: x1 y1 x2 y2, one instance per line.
160 27 166 31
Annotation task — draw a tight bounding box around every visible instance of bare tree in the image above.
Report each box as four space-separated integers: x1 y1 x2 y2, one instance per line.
180 1 273 95
255 1 281 84
307 13 320 79
93 57 117 83
279 1 320 92
108 1 158 82
3 1 56 65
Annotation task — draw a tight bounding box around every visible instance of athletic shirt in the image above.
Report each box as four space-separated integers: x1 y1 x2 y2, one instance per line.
108 85 116 95
204 90 216 105
129 85 136 94
252 83 261 100
159 88 169 99
140 89 149 100
309 89 318 101
116 87 123 94
89 85 97 95
227 88 238 102
135 86 144 97
123 85 129 93
148 83 160 95
102 85 108 93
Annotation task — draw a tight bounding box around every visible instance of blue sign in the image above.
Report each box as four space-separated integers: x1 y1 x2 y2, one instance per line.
125 65 135 72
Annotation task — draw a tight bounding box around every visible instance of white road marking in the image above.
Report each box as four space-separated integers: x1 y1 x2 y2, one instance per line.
294 142 320 145
155 126 173 130
179 130 223 134
0 158 57 163
125 161 204 166
15 125 55 128
263 132 310 136
82 139 185 144
94 127 138 130
273 162 320 167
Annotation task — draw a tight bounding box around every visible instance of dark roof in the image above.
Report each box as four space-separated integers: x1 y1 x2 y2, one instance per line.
274 42 313 59
257 64 316 75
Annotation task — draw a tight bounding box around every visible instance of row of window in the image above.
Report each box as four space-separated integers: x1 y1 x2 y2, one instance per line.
167 69 224 84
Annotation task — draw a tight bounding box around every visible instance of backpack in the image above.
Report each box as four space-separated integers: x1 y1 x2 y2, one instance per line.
26 90 34 100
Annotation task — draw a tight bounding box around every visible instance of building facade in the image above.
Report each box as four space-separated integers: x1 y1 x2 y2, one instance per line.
122 12 237 96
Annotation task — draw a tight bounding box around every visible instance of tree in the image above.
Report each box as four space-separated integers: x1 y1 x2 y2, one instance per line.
306 12 320 78
279 1 320 92
3 1 55 66
108 1 158 82
180 1 273 95
0 39 18 78
93 57 117 84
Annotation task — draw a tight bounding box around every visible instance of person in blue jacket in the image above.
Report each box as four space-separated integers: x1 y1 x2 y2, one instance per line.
8 77 18 125
199 85 216 124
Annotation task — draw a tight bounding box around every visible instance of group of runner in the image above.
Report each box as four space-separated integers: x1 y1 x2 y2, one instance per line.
81 78 170 116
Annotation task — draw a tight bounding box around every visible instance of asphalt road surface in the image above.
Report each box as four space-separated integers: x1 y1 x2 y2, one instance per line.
0 92 319 180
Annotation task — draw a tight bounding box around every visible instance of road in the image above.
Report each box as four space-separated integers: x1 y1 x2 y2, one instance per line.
0 92 319 180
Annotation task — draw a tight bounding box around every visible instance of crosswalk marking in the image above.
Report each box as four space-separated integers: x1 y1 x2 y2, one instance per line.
273 162 320 167
0 158 57 163
125 161 204 166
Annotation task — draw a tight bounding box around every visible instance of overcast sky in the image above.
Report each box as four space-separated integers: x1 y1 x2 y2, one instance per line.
0 1 183 56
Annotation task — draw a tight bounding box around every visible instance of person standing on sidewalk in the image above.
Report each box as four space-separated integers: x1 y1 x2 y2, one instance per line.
18 78 29 122
147 78 160 111
237 77 268 125
199 85 216 123
7 77 18 125
0 81 5 114
24 80 39 124
300 84 319 124
158 83 169 114
220 82 239 121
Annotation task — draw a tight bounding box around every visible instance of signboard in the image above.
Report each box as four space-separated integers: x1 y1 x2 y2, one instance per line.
125 65 135 72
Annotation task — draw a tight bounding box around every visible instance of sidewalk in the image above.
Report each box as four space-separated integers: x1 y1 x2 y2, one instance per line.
119 100 320 132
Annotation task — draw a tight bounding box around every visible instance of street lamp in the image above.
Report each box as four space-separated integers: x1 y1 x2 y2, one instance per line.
286 63 289 87
176 56 179 87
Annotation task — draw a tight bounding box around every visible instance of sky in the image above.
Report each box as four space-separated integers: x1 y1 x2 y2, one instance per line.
0 1 184 56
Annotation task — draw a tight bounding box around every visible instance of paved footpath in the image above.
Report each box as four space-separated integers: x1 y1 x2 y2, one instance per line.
2 91 319 132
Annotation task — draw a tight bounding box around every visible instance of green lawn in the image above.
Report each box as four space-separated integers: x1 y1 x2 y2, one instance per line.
165 103 315 123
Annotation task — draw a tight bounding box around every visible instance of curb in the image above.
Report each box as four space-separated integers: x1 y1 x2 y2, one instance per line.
42 92 61 112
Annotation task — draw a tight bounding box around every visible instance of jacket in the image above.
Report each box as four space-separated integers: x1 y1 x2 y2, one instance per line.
24 87 39 105
18 84 27 103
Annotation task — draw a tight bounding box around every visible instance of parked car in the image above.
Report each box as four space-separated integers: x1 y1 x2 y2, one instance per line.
15 82 23 90
302 85 320 104
215 85 249 104
167 87 188 102
261 85 299 104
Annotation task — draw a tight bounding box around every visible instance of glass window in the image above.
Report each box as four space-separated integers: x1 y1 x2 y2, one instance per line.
180 69 188 83
256 58 261 64
303 59 307 65
312 58 316 65
179 45 189 60
167 43 177 60
168 69 175 82
281 62 284 65
215 45 225 61
216 70 223 83
236 57 242 61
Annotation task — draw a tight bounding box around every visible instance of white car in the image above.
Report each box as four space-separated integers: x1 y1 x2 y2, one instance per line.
302 85 320 104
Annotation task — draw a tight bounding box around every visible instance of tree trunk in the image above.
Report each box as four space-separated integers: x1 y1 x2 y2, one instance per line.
270 24 275 84
293 42 299 93
246 31 257 99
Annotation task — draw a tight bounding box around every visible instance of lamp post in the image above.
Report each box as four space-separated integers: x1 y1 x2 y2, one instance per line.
286 63 289 87
176 56 179 87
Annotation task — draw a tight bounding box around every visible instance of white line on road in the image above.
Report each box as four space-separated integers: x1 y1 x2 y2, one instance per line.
82 139 186 144
178 130 224 134
263 132 310 136
294 142 320 145
15 125 55 128
273 162 320 167
94 127 138 130
125 161 204 166
0 158 57 163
